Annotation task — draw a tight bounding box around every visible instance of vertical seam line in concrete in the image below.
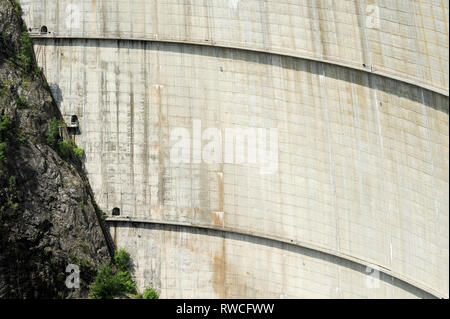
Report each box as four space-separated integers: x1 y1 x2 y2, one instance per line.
420 89 440 245
115 40 122 212
368 72 392 270
355 0 372 68
319 63 342 297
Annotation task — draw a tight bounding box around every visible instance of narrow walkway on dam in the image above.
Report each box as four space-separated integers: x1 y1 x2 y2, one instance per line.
106 216 442 299
28 34 450 98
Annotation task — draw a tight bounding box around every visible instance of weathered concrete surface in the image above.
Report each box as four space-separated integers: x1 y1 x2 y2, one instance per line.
111 221 436 298
20 0 449 298
18 0 449 95
33 39 449 298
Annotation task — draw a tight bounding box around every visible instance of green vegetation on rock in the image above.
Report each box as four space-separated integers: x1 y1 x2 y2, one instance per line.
13 1 23 16
73 145 85 159
92 200 107 221
17 30 33 71
0 114 11 165
46 117 85 161
0 0 112 298
89 248 138 299
46 117 61 148
114 248 132 272
142 286 160 299
15 95 29 109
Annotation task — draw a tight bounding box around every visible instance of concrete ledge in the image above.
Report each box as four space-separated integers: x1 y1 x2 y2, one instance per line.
29 34 449 97
106 216 446 299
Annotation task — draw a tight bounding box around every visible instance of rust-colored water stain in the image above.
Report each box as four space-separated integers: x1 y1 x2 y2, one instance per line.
210 211 223 227
212 254 227 298
217 170 224 212
182 237 196 253
91 0 96 33
212 238 249 298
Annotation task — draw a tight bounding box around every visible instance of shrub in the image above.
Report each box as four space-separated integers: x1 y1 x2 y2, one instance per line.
17 31 33 70
57 140 71 158
113 248 131 272
0 114 11 164
0 114 11 136
0 142 7 164
46 117 60 148
0 87 9 97
8 176 16 190
21 78 29 90
115 271 137 294
89 250 137 299
14 1 23 16
15 96 29 109
17 131 27 143
142 286 159 299
73 145 84 160
94 204 107 221
33 67 42 77
89 264 122 299
46 117 86 161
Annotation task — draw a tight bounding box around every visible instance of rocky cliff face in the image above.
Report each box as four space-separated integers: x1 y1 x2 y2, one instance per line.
0 0 111 298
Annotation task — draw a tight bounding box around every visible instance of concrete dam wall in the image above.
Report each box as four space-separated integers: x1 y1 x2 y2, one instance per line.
19 0 449 298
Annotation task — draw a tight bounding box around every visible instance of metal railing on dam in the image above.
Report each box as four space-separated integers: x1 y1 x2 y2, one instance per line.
19 0 449 298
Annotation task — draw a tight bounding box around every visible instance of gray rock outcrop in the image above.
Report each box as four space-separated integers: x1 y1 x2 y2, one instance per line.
0 0 111 298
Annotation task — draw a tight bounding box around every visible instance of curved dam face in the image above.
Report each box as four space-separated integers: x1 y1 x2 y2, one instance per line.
20 0 449 298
